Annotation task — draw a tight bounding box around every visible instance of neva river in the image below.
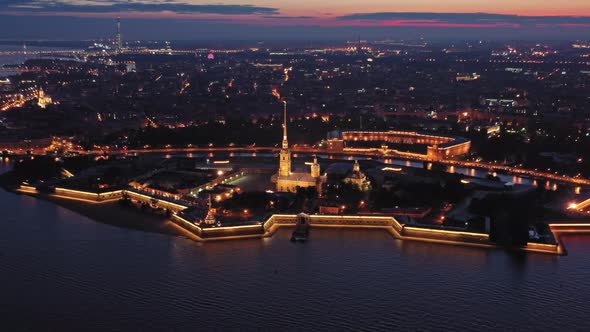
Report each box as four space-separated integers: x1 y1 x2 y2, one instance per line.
1 160 590 331
0 45 68 77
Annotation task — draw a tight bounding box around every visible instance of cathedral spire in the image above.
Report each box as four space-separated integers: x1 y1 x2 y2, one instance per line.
282 100 288 149
204 194 217 225
278 99 291 177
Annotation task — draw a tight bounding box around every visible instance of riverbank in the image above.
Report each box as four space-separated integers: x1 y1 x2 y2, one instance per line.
9 183 565 255
0 166 188 237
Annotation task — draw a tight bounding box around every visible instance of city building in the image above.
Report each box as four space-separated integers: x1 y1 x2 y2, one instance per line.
203 195 218 225
456 72 481 81
343 160 371 191
341 130 471 160
125 61 136 73
36 89 52 109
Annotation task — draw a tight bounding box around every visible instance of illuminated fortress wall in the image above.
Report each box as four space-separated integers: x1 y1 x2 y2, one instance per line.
18 185 562 254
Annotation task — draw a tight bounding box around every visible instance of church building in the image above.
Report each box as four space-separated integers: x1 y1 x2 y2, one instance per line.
343 160 371 191
272 102 324 193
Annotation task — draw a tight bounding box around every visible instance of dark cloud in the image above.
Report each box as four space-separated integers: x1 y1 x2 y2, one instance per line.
336 12 590 25
2 14 590 41
261 15 315 20
1 0 278 15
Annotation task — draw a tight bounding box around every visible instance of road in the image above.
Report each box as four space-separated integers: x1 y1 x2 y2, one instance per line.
0 90 37 111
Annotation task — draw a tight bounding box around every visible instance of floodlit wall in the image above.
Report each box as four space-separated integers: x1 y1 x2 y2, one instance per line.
54 188 124 201
17 184 562 254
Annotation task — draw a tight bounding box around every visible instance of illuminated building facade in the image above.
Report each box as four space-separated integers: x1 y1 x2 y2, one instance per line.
341 130 471 160
273 103 325 193
343 160 371 191
125 61 136 73
37 89 52 108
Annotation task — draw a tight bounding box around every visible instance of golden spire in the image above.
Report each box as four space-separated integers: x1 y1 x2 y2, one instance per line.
272 88 289 150
282 100 288 149
353 160 360 172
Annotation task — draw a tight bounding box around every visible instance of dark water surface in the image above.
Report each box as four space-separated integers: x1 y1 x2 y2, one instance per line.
0 45 71 77
1 161 590 331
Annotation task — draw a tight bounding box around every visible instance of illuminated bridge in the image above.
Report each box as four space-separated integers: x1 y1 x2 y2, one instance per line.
0 68 60 73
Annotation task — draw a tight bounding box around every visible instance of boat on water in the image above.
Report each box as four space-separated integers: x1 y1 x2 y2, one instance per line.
291 213 310 242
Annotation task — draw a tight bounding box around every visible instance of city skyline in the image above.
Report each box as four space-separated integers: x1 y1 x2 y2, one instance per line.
1 0 590 40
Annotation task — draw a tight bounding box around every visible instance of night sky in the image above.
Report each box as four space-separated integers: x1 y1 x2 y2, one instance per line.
1 0 590 40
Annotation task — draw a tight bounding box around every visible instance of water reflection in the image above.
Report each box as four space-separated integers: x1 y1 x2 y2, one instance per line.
2 157 590 330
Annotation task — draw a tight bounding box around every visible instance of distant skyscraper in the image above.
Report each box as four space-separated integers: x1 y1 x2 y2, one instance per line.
116 17 123 52
23 43 27 63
